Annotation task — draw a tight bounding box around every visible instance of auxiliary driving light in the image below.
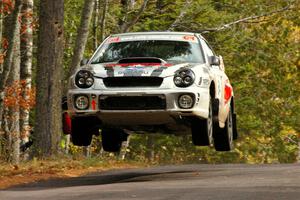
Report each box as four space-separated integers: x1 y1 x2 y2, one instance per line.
75 70 94 88
75 95 89 110
173 69 195 87
178 94 194 109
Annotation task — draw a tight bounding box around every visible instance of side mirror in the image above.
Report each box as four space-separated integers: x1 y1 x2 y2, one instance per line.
80 58 89 66
209 55 220 66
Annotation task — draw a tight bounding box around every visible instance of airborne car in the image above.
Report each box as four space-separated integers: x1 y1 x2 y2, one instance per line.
65 32 238 152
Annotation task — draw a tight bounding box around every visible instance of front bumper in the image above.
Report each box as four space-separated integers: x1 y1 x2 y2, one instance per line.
67 87 210 125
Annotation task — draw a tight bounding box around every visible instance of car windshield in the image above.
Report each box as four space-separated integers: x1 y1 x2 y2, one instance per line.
90 40 205 64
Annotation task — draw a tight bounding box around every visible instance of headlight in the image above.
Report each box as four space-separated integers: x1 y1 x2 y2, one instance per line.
173 68 195 87
74 95 89 110
178 94 194 109
75 70 94 88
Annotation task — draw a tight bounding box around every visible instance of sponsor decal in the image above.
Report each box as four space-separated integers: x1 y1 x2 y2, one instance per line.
183 35 196 41
202 78 210 86
123 67 146 76
151 67 168 77
107 37 120 43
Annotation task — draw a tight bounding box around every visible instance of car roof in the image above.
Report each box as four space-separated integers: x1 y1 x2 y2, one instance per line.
111 31 201 37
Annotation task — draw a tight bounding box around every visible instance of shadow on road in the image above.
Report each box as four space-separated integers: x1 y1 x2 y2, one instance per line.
5 169 197 191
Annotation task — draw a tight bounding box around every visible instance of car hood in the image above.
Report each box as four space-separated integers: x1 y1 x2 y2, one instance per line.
87 62 205 78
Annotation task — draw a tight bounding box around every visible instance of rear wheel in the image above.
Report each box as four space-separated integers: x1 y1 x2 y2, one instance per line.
191 98 213 146
101 128 128 152
213 106 234 151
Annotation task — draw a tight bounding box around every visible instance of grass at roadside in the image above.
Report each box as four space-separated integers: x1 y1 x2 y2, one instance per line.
0 156 146 189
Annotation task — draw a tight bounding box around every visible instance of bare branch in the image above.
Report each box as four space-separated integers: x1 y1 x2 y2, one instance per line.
168 0 193 31
199 4 293 33
120 0 149 33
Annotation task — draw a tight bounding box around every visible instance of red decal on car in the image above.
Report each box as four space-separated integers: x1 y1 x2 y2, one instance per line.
107 37 120 43
224 82 232 104
91 99 96 110
183 35 196 41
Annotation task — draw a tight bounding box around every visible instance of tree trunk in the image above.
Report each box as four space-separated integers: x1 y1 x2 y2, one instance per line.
146 134 155 162
20 0 33 158
118 0 129 29
34 0 64 157
0 1 3 72
99 0 108 42
0 0 23 136
92 0 99 49
2 13 21 164
7 33 21 165
67 0 95 79
0 0 4 157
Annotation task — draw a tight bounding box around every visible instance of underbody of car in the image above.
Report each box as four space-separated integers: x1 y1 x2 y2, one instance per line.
64 32 238 152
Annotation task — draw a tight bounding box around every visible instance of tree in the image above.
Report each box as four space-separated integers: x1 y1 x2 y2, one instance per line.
99 0 108 42
0 0 23 163
2 6 21 164
92 0 99 49
20 0 33 157
0 0 23 134
67 0 95 79
34 0 64 157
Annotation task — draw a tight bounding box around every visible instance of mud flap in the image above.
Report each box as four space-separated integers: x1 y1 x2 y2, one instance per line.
232 113 238 140
63 112 72 135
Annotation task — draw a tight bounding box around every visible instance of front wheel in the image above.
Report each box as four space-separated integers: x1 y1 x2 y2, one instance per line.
213 107 234 151
71 118 92 146
191 98 213 146
71 117 101 146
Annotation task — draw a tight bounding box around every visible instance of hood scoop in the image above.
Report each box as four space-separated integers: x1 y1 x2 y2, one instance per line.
118 57 166 64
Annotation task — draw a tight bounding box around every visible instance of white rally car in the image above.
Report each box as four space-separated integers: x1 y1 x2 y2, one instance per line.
64 32 238 152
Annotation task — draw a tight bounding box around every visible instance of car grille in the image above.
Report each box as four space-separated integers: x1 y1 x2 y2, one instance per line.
103 77 163 87
99 96 166 110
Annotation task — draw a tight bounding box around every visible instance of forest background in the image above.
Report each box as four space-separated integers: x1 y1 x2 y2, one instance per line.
0 0 299 166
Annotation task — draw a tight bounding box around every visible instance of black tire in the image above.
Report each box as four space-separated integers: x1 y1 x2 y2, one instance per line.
71 117 93 146
213 106 234 151
191 98 213 146
71 117 101 146
232 113 238 140
101 128 128 152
